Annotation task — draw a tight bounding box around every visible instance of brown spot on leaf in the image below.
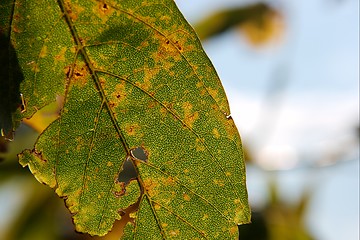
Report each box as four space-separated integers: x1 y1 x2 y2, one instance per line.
72 63 88 86
148 100 157 109
63 0 78 22
229 226 238 235
109 81 127 108
12 26 21 33
152 34 182 63
125 123 140 136
64 65 71 78
164 176 175 185
93 1 114 22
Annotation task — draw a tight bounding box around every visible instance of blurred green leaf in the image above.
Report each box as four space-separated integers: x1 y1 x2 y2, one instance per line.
4 0 250 238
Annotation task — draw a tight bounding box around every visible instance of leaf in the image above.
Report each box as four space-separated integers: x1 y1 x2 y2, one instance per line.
8 0 250 238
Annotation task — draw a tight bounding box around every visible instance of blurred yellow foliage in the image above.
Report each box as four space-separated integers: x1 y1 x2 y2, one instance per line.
194 3 284 46
239 10 284 46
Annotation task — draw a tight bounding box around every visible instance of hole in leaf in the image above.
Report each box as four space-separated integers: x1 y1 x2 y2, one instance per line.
130 147 148 162
117 195 141 235
118 158 137 184
74 71 83 77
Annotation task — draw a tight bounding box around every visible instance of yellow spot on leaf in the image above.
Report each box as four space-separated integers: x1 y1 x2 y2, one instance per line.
183 102 199 128
111 81 127 106
183 193 191 201
195 138 205 152
107 162 113 167
72 4 85 19
212 128 220 139
160 15 171 22
152 33 182 63
154 203 161 210
54 47 67 62
137 67 160 91
31 62 40 72
143 178 158 197
213 179 225 187
39 46 47 58
169 229 180 236
207 87 219 103
75 136 85 151
225 118 237 140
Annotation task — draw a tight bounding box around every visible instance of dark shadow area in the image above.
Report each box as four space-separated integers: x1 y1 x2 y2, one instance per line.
238 211 268 240
118 158 138 184
0 31 24 140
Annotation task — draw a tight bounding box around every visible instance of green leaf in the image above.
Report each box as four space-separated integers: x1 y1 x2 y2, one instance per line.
9 0 250 238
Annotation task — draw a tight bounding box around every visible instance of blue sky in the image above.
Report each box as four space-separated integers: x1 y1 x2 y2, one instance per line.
177 0 359 166
177 0 359 239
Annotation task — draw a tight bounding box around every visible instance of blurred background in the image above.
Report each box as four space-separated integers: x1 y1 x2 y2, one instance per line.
0 0 359 239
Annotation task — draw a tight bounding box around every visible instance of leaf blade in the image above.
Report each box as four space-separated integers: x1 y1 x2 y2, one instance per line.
14 0 250 237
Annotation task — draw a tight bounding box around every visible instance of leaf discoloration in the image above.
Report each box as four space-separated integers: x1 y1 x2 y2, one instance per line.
10 0 250 238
